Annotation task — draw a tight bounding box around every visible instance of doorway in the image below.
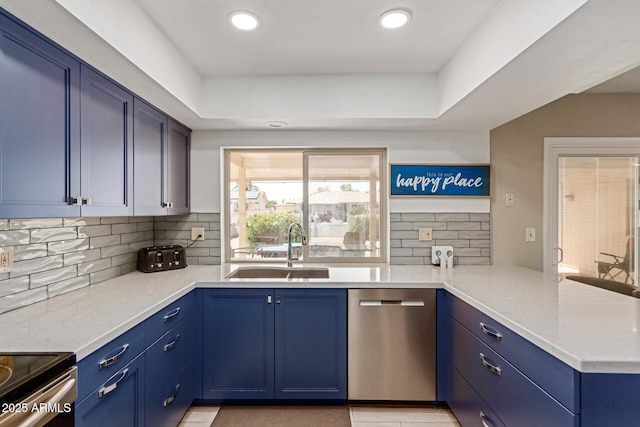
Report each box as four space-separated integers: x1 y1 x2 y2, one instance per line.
544 138 640 284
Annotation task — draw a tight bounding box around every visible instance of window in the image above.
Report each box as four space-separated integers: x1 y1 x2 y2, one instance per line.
224 148 386 263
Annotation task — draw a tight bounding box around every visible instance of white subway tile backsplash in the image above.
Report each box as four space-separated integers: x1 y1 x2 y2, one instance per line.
77 258 112 275
63 249 101 266
11 256 64 276
0 215 155 313
390 211 491 265
48 239 90 255
13 244 48 260
0 230 30 245
31 227 78 243
47 276 90 298
10 219 63 229
0 288 48 314
0 277 29 297
30 266 78 288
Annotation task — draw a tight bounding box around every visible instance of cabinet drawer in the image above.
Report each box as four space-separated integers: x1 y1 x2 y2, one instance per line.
448 362 506 427
146 292 195 346
77 324 145 400
446 294 579 412
146 361 194 427
76 354 145 427
145 315 194 408
451 319 578 427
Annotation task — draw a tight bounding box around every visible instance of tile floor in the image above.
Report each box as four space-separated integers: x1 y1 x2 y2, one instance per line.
178 405 461 427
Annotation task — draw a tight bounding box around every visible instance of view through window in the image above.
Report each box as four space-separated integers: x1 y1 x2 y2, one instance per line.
225 149 386 262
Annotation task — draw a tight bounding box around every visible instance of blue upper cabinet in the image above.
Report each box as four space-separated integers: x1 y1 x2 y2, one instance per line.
167 119 190 215
133 100 190 216
0 7 188 218
133 98 168 216
80 65 134 216
0 11 81 218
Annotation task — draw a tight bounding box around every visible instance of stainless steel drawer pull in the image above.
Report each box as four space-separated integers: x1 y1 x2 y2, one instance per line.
163 383 180 407
98 344 129 370
480 322 502 341
164 334 181 352
479 353 502 376
359 300 425 307
480 411 492 427
98 368 129 398
163 307 181 322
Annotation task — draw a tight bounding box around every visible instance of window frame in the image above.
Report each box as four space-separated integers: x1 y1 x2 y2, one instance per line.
223 147 387 264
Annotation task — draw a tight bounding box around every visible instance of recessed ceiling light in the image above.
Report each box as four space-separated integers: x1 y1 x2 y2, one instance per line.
379 9 412 29
266 121 288 128
229 11 260 31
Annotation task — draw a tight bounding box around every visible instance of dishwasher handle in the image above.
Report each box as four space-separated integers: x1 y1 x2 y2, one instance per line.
359 300 425 307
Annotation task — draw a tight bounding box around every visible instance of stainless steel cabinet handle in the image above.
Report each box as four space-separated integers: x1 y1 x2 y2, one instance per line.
98 344 129 369
276 296 281 304
164 334 181 352
479 353 502 376
480 322 502 341
480 411 491 427
163 384 180 407
98 368 129 398
163 307 181 322
267 295 272 304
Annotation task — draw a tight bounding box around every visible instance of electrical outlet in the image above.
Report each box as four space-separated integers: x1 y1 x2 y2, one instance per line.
191 227 205 241
418 227 433 241
0 247 14 273
431 246 453 266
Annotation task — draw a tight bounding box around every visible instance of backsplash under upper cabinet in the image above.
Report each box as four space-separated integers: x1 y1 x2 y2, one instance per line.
0 217 153 314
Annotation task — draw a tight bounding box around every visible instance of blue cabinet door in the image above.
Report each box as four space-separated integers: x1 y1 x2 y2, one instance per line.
167 119 190 215
274 288 346 400
76 353 145 427
202 289 275 401
0 11 81 218
133 98 167 216
80 65 133 216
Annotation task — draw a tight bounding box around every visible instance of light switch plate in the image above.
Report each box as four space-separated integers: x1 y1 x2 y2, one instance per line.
526 227 536 242
505 192 516 207
0 247 14 273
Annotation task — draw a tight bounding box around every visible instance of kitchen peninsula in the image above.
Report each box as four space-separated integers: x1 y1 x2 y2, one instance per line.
0 264 638 426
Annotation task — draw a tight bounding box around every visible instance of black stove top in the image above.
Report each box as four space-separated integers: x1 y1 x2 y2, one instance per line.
0 352 75 405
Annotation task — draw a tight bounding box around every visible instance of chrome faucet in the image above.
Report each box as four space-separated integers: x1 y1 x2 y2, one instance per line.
287 222 308 267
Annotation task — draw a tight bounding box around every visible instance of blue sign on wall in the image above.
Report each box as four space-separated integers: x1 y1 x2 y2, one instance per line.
390 164 490 197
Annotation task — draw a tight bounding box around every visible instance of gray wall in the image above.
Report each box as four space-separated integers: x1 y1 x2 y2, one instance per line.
491 93 640 270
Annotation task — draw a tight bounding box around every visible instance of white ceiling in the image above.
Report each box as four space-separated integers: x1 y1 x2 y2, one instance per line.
2 0 640 131
134 0 499 75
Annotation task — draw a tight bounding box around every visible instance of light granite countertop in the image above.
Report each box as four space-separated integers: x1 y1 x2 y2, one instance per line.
0 263 639 374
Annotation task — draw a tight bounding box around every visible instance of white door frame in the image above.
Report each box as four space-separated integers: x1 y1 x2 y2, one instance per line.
543 137 640 277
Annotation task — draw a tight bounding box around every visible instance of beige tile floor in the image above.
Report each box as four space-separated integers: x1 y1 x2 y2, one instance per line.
178 405 460 427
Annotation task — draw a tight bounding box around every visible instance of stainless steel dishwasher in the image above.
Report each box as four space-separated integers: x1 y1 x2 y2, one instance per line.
348 288 436 401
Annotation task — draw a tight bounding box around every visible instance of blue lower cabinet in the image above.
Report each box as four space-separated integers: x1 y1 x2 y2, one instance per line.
202 289 275 400
447 363 505 427
202 288 346 402
274 289 346 400
146 361 194 427
76 354 145 427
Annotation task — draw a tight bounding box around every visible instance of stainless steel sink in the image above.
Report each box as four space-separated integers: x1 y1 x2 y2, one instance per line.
225 266 330 279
